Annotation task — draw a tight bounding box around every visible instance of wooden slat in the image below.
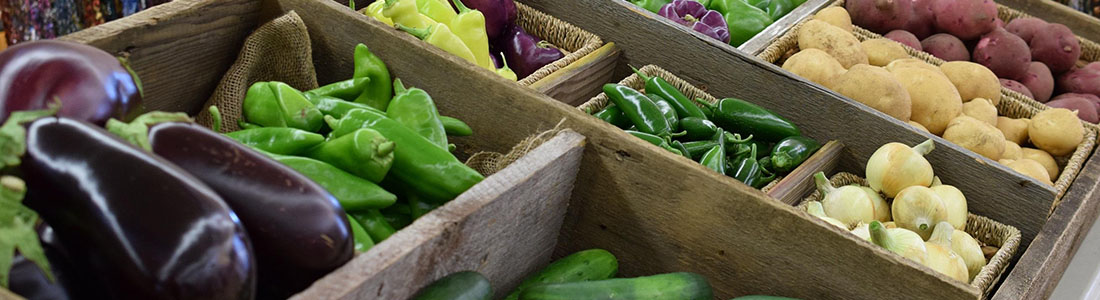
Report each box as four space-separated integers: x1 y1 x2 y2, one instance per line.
996 0 1100 43
529 43 622 106
740 0 834 55
768 140 845 205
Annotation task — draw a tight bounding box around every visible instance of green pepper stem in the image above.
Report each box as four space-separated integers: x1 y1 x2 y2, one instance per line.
451 0 473 13
324 114 341 129
384 0 399 8
393 78 407 94
497 53 515 73
693 98 716 110
397 24 431 40
629 65 652 82
536 40 553 49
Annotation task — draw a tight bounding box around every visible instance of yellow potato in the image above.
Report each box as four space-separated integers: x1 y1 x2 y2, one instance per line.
1029 108 1084 156
826 64 912 121
908 121 929 132
943 115 1006 161
996 117 1029 145
962 98 998 126
798 20 868 68
1002 141 1023 160
814 7 853 32
782 49 847 86
1000 159 1054 186
1021 147 1060 181
940 61 1002 105
890 67 963 135
886 59 944 74
862 39 910 66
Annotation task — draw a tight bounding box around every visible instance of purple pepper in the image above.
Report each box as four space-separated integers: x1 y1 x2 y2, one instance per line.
657 0 731 43
499 25 565 79
459 0 517 43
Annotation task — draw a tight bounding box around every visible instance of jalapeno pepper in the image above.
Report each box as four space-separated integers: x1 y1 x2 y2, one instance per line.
306 128 395 183
699 128 727 173
697 97 800 142
647 94 680 132
347 213 375 252
682 140 718 160
631 67 708 120
352 44 394 110
304 77 370 102
603 84 673 137
266 153 397 210
592 104 633 129
759 155 775 174
679 117 718 141
326 109 484 203
399 24 479 66
440 116 473 136
731 143 767 188
625 130 682 155
670 140 692 160
225 127 325 155
351 209 397 243
771 136 820 173
386 79 448 149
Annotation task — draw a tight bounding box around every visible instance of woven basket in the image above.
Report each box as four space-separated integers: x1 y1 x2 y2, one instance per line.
799 172 1021 298
757 0 1098 209
356 2 602 86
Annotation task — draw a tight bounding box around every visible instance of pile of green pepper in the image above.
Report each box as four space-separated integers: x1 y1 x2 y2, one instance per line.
590 68 820 188
224 43 484 251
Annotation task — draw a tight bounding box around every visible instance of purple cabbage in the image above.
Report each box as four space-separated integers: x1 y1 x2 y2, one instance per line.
658 0 731 43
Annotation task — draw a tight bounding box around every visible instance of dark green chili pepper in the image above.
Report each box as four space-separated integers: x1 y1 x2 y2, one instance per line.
409 193 439 219
386 78 448 149
226 127 325 155
305 77 371 102
731 144 765 187
305 128 395 183
631 67 708 120
603 84 672 137
347 213 375 252
440 116 473 136
671 140 692 160
680 117 718 141
266 153 397 211
592 104 634 129
311 95 379 119
698 98 800 142
625 130 682 155
771 136 821 173
242 81 324 131
382 210 412 230
683 140 719 160
352 44 394 110
648 94 680 131
759 155 775 174
351 209 397 243
699 129 727 173
326 109 484 203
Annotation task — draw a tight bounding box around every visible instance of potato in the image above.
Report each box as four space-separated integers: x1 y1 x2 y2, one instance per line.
798 20 869 68
1045 97 1099 124
904 0 936 39
845 0 911 33
885 30 922 50
1021 147 1060 180
1020 62 1054 103
1053 93 1100 112
862 39 910 66
891 67 963 134
1029 108 1084 156
997 116 1030 145
1056 66 1100 98
827 64 912 121
931 0 998 40
962 98 998 126
994 17 1005 29
940 61 1002 105
909 120 930 132
886 58 942 74
922 34 970 62
1001 159 1054 185
944 115 1006 160
1031 24 1081 73
1003 141 1023 160
783 49 847 86
972 28 1032 80
814 7 853 32
1005 17 1049 43
1000 79 1034 100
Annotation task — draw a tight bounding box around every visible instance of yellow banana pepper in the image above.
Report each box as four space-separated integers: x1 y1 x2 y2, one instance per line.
365 1 394 26
417 0 458 25
398 24 478 65
496 54 518 81
448 0 493 71
383 0 436 29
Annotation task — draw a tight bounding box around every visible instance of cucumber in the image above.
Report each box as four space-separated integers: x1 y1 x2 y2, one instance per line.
412 271 492 300
505 249 618 300
518 272 712 300
730 296 802 300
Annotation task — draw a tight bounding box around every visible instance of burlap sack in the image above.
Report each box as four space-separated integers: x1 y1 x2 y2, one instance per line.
195 11 319 132
466 120 569 176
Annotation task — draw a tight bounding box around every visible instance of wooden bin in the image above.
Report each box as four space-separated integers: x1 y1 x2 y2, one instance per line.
578 65 845 204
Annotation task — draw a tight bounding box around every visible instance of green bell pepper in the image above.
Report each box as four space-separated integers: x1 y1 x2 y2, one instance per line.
746 0 797 21
707 0 774 46
242 81 324 131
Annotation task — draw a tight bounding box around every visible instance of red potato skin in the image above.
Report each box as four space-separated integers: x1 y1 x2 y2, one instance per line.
1005 18 1049 43
921 34 970 61
1022 62 1055 102
904 0 936 39
1053 93 1100 112
846 0 912 33
973 28 1032 80
1057 66 1100 97
886 30 922 50
994 18 1005 28
1001 79 1034 99
1046 97 1099 123
1031 23 1081 74
931 0 998 40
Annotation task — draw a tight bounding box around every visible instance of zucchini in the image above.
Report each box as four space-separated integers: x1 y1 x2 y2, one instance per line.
412 271 492 300
505 249 618 300
518 272 712 300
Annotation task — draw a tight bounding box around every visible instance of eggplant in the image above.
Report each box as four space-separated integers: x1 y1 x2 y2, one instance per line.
20 117 254 300
499 25 565 78
459 0 517 42
9 252 69 300
0 40 142 125
147 122 354 299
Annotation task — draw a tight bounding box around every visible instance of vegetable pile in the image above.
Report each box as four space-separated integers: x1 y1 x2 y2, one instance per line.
0 40 486 299
840 0 1100 124
805 140 995 283
363 0 564 80
631 0 808 46
590 68 819 189
781 9 1084 186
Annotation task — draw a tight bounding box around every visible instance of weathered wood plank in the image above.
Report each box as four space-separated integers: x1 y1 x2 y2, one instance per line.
521 0 1054 248
740 0 834 55
996 0 1100 43
768 140 844 205
529 43 622 106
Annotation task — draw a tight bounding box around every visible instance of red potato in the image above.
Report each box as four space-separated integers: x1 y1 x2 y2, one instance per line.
931 0 998 40
904 0 936 39
973 28 1032 80
1000 79 1034 99
994 17 1004 28
886 30 922 50
1053 93 1100 112
1005 17 1049 43
1057 67 1100 97
1046 97 1100 123
1021 62 1054 102
1031 24 1081 74
846 0 912 33
922 34 970 61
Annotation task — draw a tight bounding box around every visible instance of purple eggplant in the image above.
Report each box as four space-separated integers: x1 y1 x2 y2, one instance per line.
658 0 732 43
20 117 254 300
147 122 354 300
499 25 565 79
0 40 142 126
458 0 517 42
9 253 69 300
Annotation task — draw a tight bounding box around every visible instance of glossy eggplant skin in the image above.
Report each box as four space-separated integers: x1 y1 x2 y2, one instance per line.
147 122 354 300
0 40 142 125
20 117 255 300
9 252 69 300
